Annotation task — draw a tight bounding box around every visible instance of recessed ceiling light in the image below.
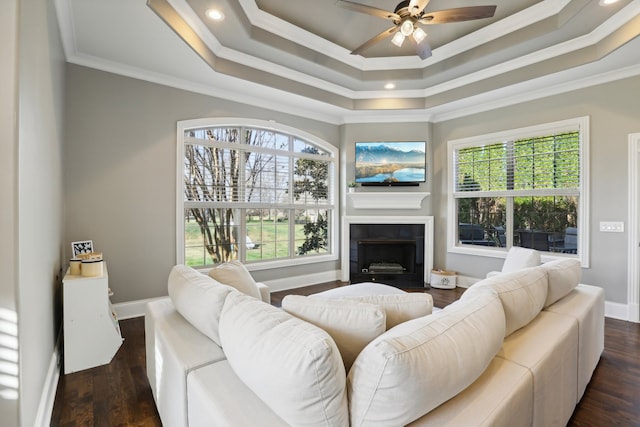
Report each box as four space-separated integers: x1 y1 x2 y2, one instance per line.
384 83 396 90
206 9 225 21
599 0 619 5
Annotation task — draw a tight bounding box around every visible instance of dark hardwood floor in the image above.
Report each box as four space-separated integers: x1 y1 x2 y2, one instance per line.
51 282 640 426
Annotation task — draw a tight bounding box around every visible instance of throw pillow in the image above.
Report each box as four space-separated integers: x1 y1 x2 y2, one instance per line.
501 246 541 273
541 258 581 308
282 295 386 371
219 292 349 427
167 264 233 345
348 291 504 426
208 260 261 299
339 293 433 329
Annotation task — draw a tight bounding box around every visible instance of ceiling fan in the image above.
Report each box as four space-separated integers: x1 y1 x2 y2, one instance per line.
336 0 497 59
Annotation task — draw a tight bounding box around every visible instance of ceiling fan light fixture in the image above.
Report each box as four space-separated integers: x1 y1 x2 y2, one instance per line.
413 27 427 43
391 32 405 47
400 19 414 37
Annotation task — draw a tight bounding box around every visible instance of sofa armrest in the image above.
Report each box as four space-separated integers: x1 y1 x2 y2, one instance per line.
257 282 271 304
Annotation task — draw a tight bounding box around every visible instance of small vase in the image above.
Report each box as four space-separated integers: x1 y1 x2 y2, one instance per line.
348 187 355 193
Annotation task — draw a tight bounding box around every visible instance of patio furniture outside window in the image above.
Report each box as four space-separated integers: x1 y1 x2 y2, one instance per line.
447 117 589 265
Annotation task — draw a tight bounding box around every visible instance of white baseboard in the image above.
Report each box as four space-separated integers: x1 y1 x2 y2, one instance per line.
454 274 480 289
34 334 61 427
629 303 640 322
113 296 167 320
112 270 343 318
263 269 341 292
605 300 639 322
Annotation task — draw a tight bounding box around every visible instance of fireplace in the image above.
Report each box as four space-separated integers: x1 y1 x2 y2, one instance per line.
341 216 434 288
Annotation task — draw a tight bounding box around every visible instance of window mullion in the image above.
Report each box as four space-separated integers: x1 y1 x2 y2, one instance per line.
506 197 514 248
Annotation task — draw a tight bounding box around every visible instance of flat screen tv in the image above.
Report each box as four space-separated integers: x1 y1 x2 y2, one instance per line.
355 141 426 186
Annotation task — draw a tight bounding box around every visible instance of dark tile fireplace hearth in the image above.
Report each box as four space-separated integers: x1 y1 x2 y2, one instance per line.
349 223 425 287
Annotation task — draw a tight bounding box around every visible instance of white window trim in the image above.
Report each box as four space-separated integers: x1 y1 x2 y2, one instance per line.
446 116 590 267
176 118 339 271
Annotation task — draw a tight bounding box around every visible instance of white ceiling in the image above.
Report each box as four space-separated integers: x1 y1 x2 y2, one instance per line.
54 0 640 124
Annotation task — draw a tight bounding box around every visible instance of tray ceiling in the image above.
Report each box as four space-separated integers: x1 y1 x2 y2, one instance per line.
54 0 640 123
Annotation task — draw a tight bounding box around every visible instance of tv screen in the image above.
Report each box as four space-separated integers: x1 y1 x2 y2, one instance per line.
355 141 426 185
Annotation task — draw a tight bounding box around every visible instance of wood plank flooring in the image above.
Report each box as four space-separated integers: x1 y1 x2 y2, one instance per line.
51 282 639 426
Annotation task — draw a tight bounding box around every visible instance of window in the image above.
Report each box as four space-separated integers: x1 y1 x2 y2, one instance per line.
178 118 338 269
447 117 589 265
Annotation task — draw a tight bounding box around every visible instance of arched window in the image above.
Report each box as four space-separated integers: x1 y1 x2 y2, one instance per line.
177 118 338 269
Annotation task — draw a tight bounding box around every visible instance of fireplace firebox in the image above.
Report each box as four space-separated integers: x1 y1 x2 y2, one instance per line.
349 223 425 287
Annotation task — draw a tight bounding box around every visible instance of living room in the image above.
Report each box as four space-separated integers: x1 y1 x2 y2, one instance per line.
3 0 640 425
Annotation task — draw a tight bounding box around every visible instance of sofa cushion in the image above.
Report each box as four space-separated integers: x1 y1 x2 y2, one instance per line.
544 284 604 401
145 297 228 427
407 357 533 427
348 291 505 427
310 281 407 298
501 246 540 273
497 311 578 426
281 295 386 371
188 361 290 427
208 260 261 299
540 258 581 308
219 291 349 427
167 264 233 345
463 266 548 336
339 293 433 329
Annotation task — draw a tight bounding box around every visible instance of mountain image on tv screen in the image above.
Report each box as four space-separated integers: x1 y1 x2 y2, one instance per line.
355 142 426 183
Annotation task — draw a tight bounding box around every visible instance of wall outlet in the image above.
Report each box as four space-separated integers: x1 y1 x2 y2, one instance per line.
599 221 624 232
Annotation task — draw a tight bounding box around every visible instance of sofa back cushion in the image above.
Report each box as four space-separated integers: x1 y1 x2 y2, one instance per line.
167 264 233 345
281 295 386 371
541 258 582 308
348 292 505 427
339 293 433 329
208 260 261 299
501 246 541 272
463 266 548 336
220 292 349 427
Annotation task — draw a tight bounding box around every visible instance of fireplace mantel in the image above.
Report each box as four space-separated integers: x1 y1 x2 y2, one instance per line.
347 192 430 210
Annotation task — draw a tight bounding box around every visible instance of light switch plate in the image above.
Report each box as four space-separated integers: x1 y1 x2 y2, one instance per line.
599 221 624 232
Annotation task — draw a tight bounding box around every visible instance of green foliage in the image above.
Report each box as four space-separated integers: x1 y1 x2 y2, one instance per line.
292 147 329 202
293 147 329 255
513 196 577 232
297 213 328 255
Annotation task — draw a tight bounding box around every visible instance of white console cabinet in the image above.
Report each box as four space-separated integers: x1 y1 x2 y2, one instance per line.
63 263 123 374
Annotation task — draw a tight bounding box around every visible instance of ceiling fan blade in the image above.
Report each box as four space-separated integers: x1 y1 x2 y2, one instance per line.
408 0 431 17
412 38 432 60
419 6 497 24
351 26 399 56
335 0 400 21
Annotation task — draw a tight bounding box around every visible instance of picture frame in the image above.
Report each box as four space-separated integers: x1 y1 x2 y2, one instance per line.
71 240 94 258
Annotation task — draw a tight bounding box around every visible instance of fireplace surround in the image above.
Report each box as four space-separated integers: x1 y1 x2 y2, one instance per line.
341 216 434 287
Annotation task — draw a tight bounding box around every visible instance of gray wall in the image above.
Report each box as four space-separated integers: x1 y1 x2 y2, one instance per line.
433 75 640 304
1 0 67 425
340 122 433 217
64 65 341 302
0 1 19 424
65 64 639 308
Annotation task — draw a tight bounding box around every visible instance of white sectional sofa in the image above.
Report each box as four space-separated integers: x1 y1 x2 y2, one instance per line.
146 258 604 427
